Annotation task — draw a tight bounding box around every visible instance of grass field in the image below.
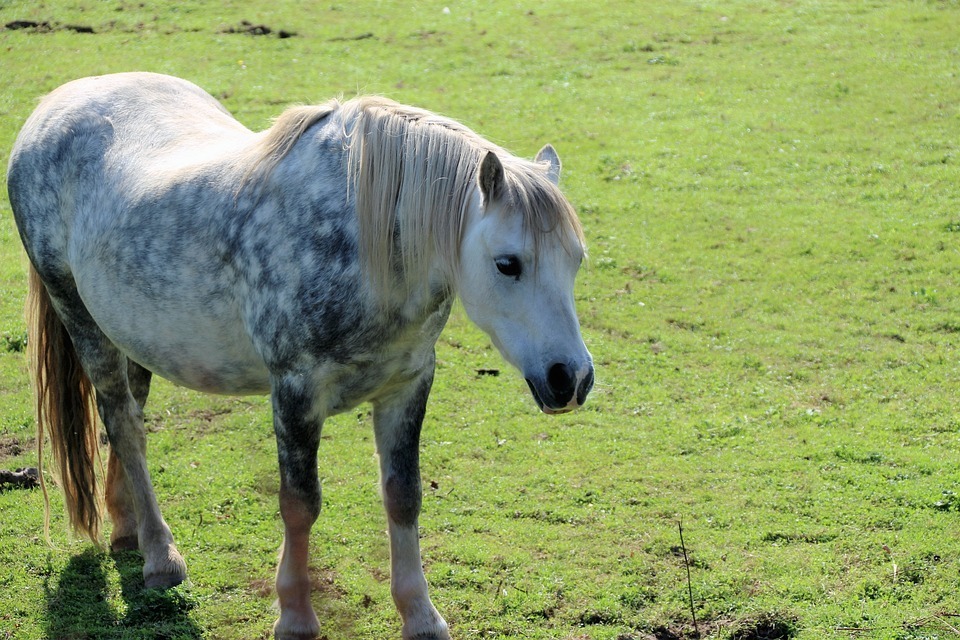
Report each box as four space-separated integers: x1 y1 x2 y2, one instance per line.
1 1 959 639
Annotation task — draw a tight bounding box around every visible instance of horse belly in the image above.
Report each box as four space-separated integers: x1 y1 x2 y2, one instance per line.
73 261 271 396
132 316 271 395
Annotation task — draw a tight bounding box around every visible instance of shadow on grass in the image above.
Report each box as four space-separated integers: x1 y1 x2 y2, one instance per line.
44 547 202 639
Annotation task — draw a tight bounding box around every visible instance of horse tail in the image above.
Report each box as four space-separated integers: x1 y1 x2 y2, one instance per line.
27 265 102 543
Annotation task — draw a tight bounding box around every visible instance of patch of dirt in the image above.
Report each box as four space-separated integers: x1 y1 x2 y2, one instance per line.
192 407 234 422
728 613 797 640
645 628 684 640
666 317 705 332
934 321 960 334
146 405 235 434
250 567 344 600
221 20 295 38
248 576 273 599
629 624 700 640
329 32 374 42
0 436 30 461
5 20 95 33
6 19 54 32
629 612 797 640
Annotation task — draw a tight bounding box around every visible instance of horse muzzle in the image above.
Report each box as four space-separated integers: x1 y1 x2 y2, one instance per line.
526 362 595 414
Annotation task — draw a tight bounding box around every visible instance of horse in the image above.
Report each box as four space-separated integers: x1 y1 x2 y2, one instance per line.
7 72 594 639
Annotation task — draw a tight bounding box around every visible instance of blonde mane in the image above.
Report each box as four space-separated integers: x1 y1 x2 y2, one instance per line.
242 101 340 189
247 96 585 296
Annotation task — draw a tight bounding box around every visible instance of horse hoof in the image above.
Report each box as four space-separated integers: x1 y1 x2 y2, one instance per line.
274 631 320 640
110 535 139 552
402 622 451 640
273 625 321 640
273 612 321 640
142 543 187 590
144 571 186 590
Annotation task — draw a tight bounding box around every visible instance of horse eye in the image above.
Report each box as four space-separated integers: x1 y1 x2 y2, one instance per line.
495 255 522 279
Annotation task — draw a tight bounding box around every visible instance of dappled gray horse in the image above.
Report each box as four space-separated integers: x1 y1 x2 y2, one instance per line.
7 72 593 639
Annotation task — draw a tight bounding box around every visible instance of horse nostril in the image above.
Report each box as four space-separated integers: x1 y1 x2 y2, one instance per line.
577 367 595 405
547 362 576 403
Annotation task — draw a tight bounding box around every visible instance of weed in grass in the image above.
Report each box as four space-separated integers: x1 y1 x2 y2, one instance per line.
1 332 26 353
728 612 798 640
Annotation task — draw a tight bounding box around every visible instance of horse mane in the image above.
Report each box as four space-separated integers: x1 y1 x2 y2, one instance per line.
245 96 584 297
242 100 340 188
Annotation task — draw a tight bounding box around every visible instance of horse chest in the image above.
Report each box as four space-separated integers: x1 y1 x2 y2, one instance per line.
305 299 452 415
322 355 421 414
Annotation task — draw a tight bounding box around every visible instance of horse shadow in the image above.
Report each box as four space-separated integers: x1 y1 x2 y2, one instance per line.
44 547 203 639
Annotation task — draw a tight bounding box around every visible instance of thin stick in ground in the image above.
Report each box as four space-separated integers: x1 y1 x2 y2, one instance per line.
678 518 700 639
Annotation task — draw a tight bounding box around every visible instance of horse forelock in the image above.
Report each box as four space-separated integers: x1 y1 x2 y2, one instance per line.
500 159 586 261
342 97 584 300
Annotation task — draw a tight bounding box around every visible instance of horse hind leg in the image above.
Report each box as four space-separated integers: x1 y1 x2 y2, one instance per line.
33 275 185 588
95 368 185 589
105 447 138 551
105 359 152 552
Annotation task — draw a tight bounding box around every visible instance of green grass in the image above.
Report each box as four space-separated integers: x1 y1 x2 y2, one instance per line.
1 1 960 638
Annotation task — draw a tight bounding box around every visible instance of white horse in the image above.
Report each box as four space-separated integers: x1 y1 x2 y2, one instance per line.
7 72 594 639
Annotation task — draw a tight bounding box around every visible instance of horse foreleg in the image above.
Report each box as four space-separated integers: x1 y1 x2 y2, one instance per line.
374 368 450 640
271 376 322 640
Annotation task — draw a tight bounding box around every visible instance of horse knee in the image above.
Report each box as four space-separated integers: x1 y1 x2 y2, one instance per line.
279 481 321 528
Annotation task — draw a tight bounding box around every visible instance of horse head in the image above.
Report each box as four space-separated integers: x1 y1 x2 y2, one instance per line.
459 145 594 414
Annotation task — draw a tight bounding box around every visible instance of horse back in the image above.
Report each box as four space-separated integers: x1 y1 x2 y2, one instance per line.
9 73 251 264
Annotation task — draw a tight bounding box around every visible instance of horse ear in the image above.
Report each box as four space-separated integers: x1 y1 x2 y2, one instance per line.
479 151 505 205
536 144 561 185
